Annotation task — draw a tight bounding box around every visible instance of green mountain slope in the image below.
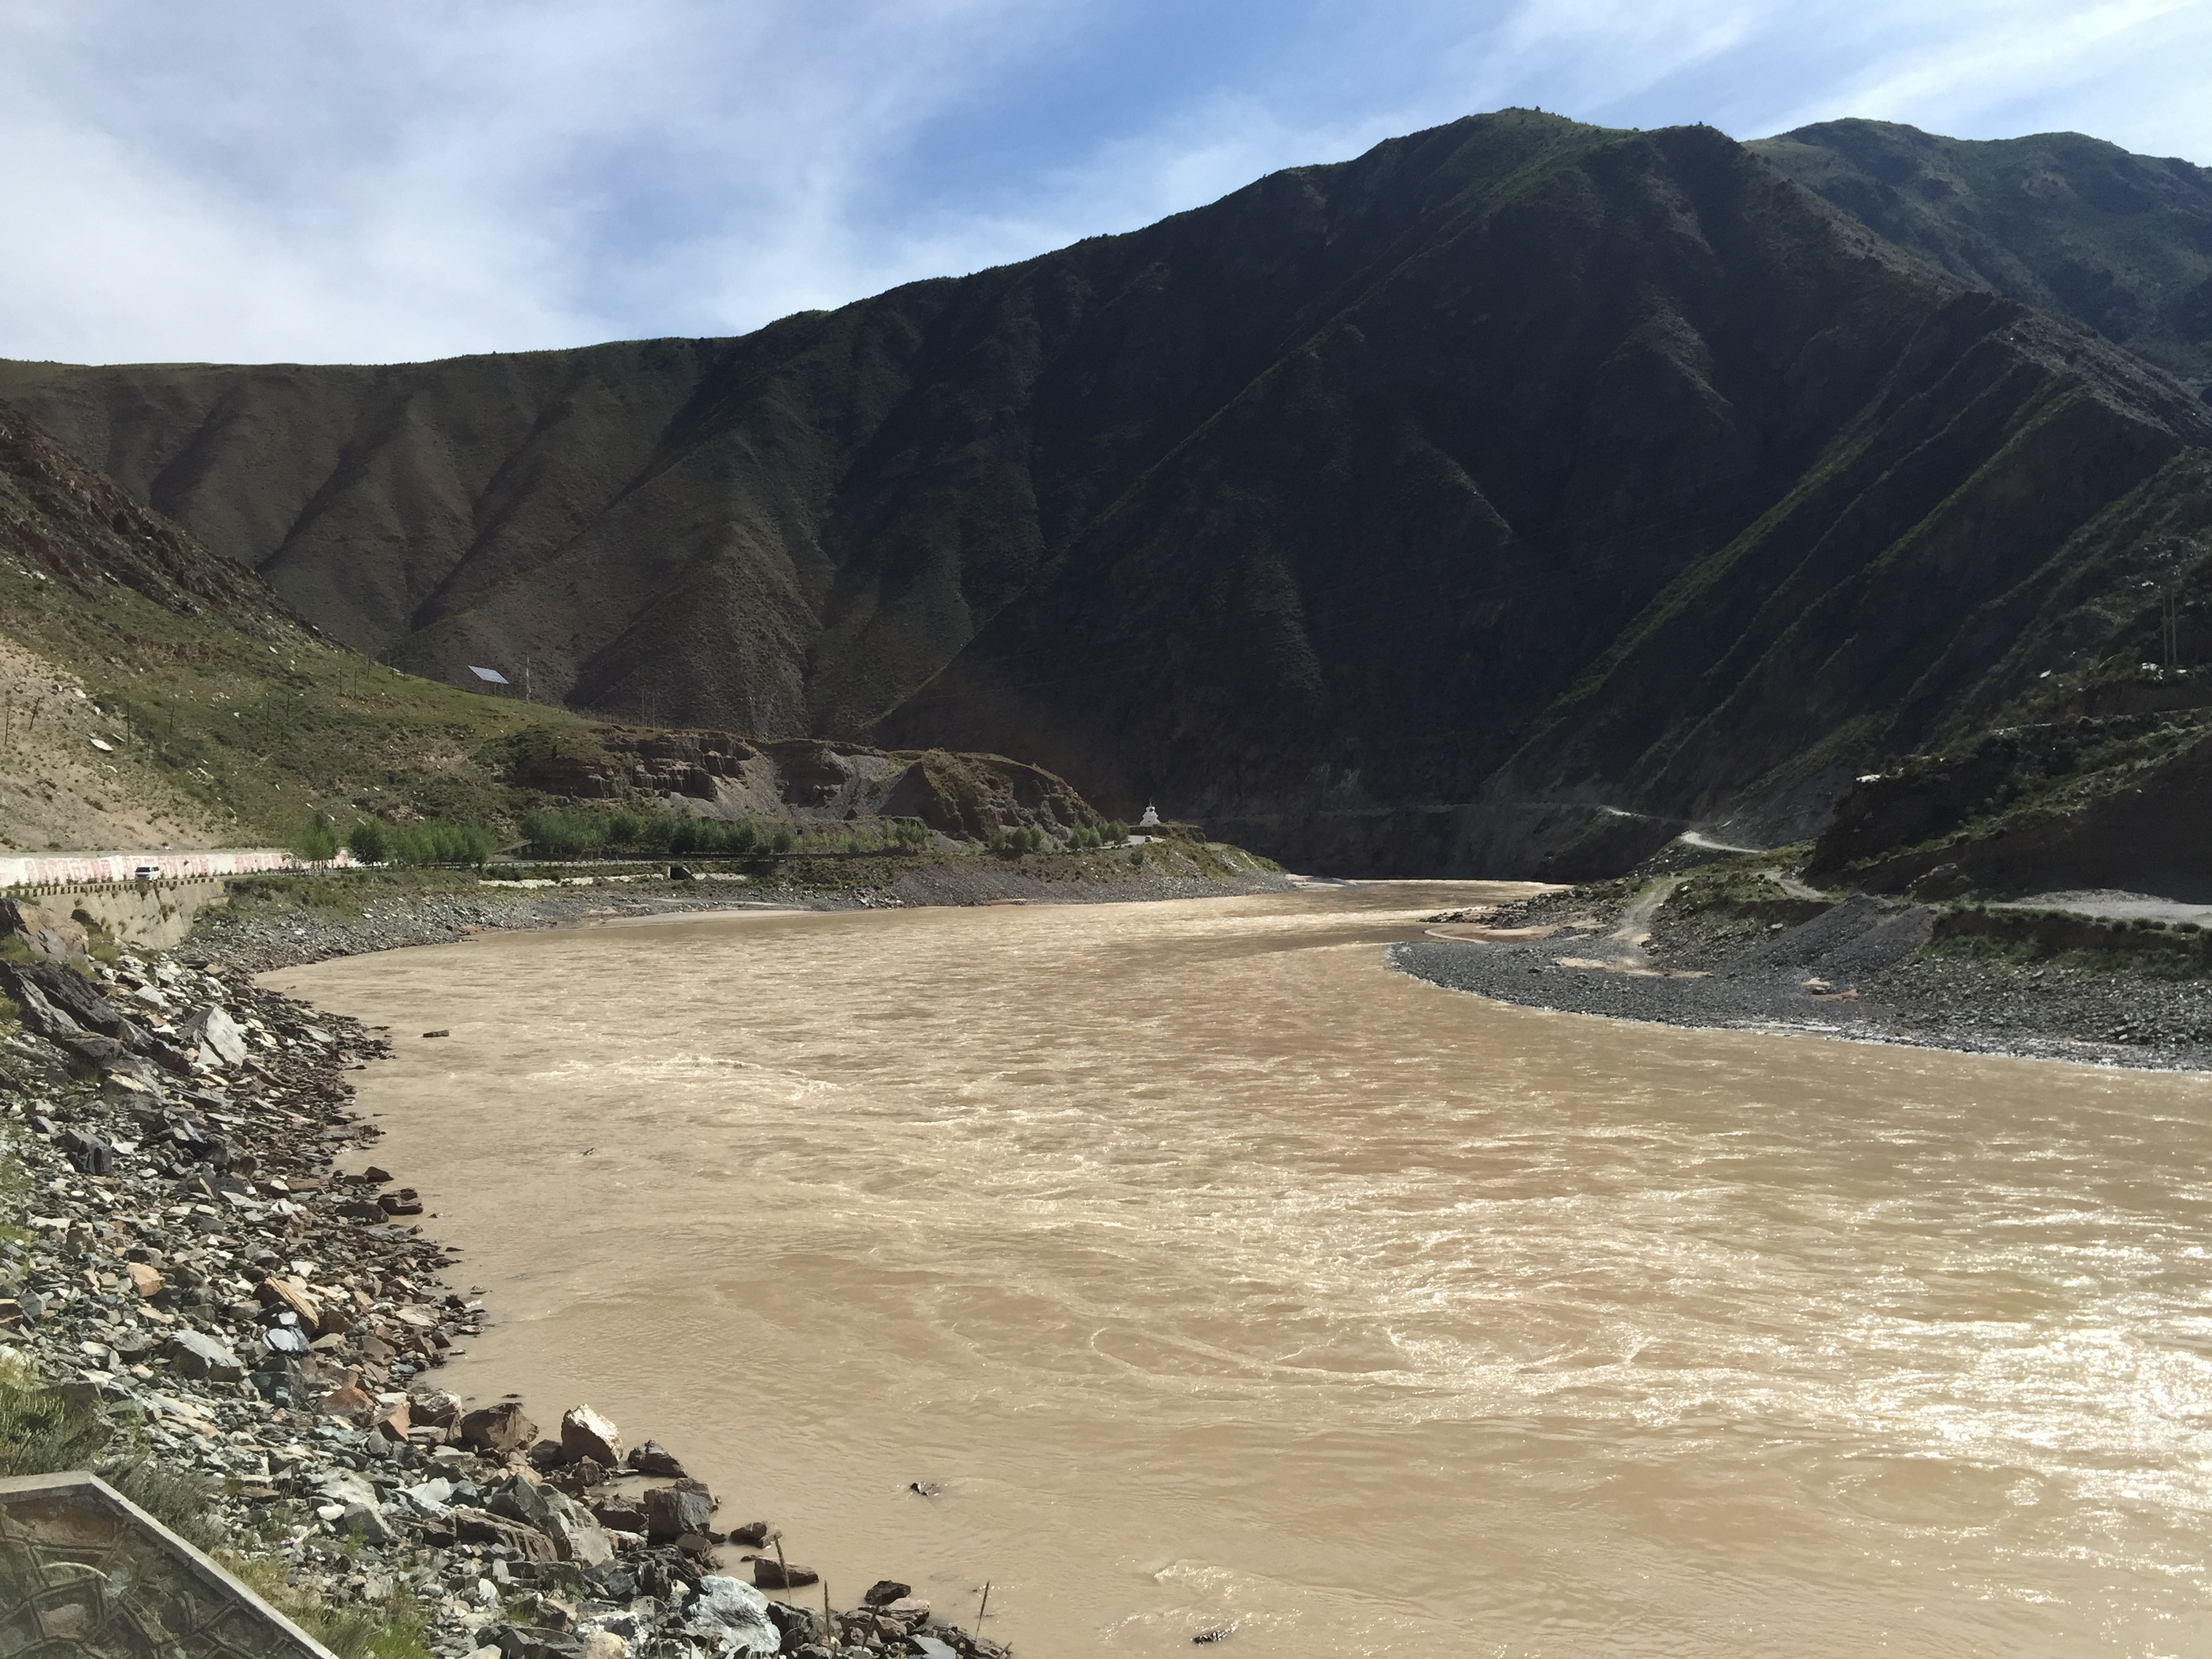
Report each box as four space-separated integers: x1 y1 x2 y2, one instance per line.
5 110 2210 876
1753 119 2212 398
878 123 2211 872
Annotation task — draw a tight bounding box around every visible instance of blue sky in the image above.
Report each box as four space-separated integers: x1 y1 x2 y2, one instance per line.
3 0 2207 364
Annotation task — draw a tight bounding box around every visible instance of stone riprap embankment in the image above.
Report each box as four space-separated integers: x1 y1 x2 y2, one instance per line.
1397 885 2212 1071
0 909 1010 1658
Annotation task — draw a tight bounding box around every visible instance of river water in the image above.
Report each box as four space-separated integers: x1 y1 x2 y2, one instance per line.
270 883 2212 1657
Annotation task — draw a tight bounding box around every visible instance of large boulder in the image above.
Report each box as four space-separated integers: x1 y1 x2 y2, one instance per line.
643 1484 712 1543
0 970 83 1041
560 1404 621 1467
7 960 125 1036
544 1487 615 1568
459 1400 539 1456
487 1474 615 1568
487 1472 560 1532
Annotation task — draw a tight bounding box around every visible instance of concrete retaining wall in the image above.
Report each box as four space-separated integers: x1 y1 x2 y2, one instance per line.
3 879 235 951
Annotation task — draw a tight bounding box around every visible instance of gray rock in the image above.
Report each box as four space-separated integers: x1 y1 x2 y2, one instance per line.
3 976 86 1042
643 1484 712 1542
453 1507 562 1564
560 1404 621 1467
400 1476 455 1517
627 1438 687 1477
317 1470 382 1510
338 1500 398 1544
911 1639 958 1659
487 1472 559 1532
543 1486 615 1569
165 1328 244 1382
487 1475 613 1568
59 1128 113 1176
685 1576 781 1658
180 1004 250 1067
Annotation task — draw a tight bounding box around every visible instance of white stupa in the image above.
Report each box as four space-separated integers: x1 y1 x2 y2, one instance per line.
1138 803 1162 829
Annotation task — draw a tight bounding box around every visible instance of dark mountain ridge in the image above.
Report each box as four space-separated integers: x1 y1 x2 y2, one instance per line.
6 110 2211 877
1753 119 2212 397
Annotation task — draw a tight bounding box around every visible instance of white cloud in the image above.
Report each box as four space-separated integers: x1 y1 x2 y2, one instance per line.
0 0 2205 366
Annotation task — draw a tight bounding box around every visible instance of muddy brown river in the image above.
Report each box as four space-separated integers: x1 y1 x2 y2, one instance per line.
270 883 2212 1656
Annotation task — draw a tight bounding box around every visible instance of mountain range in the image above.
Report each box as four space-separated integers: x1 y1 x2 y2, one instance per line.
5 109 2211 877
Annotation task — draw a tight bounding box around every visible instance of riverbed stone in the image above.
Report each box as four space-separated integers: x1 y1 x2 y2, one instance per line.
460 1399 539 1456
628 1438 687 1477
256 1273 323 1326
454 1506 562 1563
164 1328 243 1382
643 1484 712 1542
752 1557 819 1589
338 1498 398 1544
180 1003 250 1067
562 1403 622 1467
686 1576 780 1657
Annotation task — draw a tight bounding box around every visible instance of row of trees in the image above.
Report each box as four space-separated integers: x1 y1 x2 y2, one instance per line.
295 806 1128 867
290 811 499 867
520 808 798 858
989 820 1132 855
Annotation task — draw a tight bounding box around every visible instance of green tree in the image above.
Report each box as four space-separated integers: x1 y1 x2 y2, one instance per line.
347 817 392 864
290 809 339 862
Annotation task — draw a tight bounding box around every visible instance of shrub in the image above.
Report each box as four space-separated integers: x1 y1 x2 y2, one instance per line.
223 1553 434 1659
0 1358 222 1551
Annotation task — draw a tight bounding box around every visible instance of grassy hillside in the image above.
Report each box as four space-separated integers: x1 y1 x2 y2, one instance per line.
1755 119 2212 397
0 405 615 848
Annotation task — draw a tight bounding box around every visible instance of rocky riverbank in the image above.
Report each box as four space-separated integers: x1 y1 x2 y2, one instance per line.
192 847 1290 973
1395 874 2212 1071
0 899 1015 1657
